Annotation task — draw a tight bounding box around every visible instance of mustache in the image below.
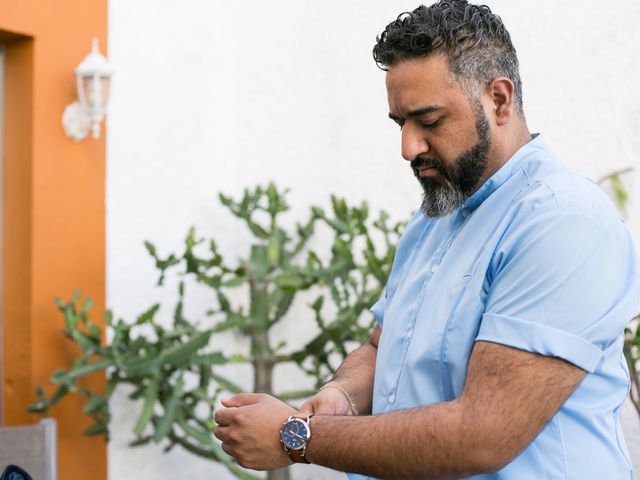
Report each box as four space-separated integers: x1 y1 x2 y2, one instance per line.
411 157 438 170
410 156 451 181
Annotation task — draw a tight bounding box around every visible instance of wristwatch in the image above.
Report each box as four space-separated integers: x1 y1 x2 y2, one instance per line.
279 414 313 463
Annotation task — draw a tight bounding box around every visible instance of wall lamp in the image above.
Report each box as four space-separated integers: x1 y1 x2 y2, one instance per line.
62 38 114 142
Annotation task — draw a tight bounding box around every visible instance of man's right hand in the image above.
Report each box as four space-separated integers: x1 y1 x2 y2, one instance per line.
298 383 357 416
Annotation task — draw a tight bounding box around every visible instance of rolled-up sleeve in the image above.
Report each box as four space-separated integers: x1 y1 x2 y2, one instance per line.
476 208 640 372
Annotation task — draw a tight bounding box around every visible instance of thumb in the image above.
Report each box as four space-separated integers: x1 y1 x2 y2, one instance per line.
297 398 316 416
221 393 262 408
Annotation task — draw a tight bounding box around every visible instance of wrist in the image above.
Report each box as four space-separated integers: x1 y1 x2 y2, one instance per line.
319 382 359 416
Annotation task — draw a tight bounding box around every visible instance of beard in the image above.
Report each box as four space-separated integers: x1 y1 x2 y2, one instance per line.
411 108 491 218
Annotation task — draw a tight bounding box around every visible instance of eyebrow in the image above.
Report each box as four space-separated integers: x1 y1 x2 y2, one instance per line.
388 105 445 122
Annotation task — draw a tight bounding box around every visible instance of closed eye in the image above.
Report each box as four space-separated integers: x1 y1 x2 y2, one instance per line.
421 118 443 130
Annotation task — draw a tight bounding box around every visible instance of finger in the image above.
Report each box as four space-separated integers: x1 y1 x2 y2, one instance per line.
221 393 262 408
213 425 229 442
298 399 316 415
220 440 235 458
214 407 233 426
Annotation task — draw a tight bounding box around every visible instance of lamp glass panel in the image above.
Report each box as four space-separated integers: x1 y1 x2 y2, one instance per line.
79 76 92 109
80 75 109 111
100 77 111 107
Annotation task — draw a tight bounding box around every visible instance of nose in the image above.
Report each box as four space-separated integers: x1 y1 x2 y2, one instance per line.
401 125 429 162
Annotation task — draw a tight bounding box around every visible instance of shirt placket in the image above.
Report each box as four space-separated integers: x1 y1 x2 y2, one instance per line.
386 208 470 407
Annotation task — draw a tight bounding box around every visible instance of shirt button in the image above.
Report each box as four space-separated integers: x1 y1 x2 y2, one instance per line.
407 328 413 339
388 394 396 403
462 209 469 218
431 265 438 274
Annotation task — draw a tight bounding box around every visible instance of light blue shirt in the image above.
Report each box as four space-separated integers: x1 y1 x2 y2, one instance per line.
349 134 640 479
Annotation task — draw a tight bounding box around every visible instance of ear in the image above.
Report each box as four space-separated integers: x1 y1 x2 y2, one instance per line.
486 77 515 126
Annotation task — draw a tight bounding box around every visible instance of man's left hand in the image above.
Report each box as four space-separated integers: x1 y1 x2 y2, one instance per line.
214 393 296 470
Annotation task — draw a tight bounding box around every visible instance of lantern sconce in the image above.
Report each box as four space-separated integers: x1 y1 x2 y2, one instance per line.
62 38 114 142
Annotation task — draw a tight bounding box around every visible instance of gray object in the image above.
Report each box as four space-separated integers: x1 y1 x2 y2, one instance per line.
0 419 57 480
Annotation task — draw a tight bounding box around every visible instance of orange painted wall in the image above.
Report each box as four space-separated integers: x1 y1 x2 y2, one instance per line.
1 1 107 479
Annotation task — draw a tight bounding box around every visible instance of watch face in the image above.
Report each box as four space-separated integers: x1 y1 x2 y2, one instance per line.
280 419 309 450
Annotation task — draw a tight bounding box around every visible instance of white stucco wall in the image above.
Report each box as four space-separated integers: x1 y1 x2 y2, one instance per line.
106 1 640 478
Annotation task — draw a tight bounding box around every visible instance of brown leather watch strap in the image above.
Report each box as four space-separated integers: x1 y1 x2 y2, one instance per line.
288 448 310 464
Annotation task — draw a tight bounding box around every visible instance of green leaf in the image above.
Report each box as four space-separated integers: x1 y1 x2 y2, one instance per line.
326 218 350 234
154 378 184 443
272 289 294 322
311 206 324 218
52 358 112 383
217 291 231 313
310 296 324 312
87 322 102 340
331 195 348 221
70 329 100 351
210 372 243 395
190 387 212 403
178 418 213 445
218 193 232 208
212 313 247 333
84 421 108 436
192 352 227 366
49 385 69 408
49 369 70 384
83 394 107 415
273 273 307 291
611 174 629 215
80 297 94 314
226 354 247 363
221 276 246 288
161 330 212 367
247 222 269 239
133 376 160 436
63 305 79 332
144 240 157 257
303 332 330 356
129 436 153 447
27 386 51 414
123 355 161 376
136 304 161 325
290 350 307 364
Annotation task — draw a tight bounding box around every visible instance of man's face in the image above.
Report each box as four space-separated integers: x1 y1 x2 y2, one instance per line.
386 54 492 217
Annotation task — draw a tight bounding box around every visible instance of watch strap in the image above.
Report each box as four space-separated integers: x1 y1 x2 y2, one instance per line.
288 447 310 464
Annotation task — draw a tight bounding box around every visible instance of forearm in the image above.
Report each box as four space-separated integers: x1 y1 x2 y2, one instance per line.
324 327 379 415
304 343 587 478
306 400 488 479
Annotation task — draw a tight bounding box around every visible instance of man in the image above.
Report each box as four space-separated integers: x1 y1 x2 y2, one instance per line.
214 1 640 478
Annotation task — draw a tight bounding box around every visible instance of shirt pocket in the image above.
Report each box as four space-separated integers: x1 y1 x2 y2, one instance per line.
439 273 487 400
399 274 476 404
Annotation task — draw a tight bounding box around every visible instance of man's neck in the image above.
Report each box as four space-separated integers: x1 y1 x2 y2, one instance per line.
481 123 532 186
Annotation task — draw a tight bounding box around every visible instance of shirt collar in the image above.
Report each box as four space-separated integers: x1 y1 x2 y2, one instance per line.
463 133 544 212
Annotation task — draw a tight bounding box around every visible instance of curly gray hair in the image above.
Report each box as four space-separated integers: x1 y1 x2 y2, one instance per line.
373 1 524 115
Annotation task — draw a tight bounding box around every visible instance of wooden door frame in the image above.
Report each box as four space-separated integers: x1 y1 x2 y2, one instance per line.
0 16 107 478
